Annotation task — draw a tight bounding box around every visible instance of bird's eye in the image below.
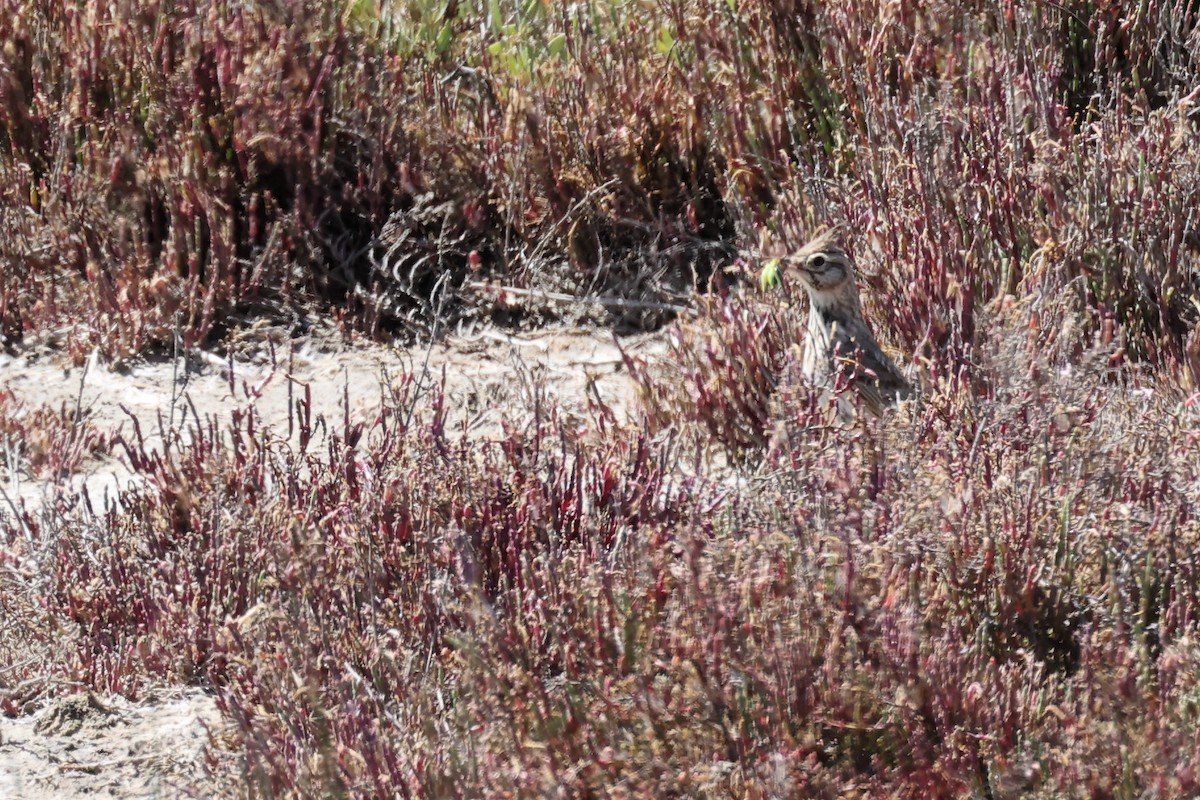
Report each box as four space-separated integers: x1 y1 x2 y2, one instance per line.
810 255 827 268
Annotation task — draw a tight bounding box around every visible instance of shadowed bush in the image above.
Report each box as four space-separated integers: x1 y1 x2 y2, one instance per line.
3 0 1197 363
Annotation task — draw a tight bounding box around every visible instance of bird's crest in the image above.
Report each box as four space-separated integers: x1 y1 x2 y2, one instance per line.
795 225 846 258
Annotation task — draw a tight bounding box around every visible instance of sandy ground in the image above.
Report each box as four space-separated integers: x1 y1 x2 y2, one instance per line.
0 326 667 513
0 691 222 799
0 325 668 799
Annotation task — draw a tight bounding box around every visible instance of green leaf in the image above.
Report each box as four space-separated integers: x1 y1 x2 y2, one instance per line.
654 26 676 56
435 21 454 54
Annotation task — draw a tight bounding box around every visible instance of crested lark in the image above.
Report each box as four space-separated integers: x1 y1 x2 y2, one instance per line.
782 228 912 417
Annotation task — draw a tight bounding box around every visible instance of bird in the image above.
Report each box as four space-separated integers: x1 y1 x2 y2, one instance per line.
780 227 912 418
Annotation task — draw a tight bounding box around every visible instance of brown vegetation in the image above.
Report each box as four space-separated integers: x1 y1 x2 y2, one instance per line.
3 0 1200 797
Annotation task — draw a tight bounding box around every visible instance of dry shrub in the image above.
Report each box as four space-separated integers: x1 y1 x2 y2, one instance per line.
0 389 110 481
3 1 1199 363
0 298 1193 796
625 284 808 461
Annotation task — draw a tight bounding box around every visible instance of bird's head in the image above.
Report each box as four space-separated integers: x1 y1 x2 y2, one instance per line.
783 228 855 297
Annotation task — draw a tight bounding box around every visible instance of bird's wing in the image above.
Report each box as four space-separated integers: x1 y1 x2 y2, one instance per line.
830 322 912 414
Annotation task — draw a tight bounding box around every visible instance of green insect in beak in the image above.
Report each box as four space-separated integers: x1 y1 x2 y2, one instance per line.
759 258 782 290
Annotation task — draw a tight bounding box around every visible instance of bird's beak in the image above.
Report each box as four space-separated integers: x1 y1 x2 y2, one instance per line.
780 255 811 273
